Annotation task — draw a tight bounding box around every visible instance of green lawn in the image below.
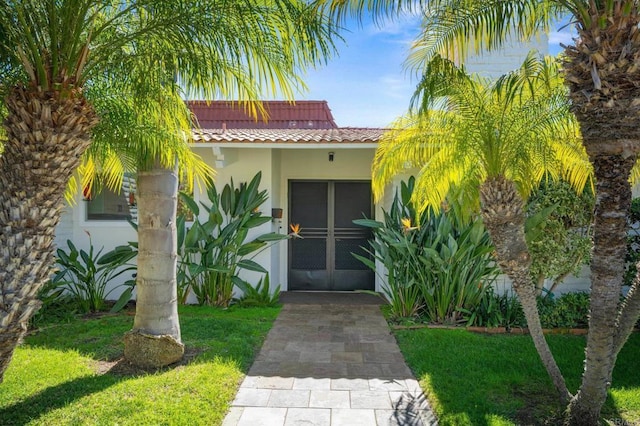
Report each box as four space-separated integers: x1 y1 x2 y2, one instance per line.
0 305 280 426
395 327 640 425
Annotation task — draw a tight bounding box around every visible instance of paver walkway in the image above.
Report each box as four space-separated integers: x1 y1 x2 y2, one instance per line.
223 294 438 426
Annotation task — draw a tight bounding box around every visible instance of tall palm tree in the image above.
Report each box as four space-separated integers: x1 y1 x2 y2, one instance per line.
372 53 590 403
324 0 640 422
0 0 337 380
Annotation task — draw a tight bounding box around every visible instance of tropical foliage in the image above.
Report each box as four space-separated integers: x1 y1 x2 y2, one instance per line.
179 172 288 307
234 274 282 308
49 236 137 314
370 53 589 405
354 177 499 323
466 288 592 331
0 0 338 375
463 288 527 330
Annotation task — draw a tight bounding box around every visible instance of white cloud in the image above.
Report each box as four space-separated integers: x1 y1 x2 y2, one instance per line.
378 75 414 101
548 28 576 46
364 14 422 40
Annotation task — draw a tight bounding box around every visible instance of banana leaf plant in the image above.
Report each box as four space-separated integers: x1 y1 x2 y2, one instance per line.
50 234 137 314
178 172 287 306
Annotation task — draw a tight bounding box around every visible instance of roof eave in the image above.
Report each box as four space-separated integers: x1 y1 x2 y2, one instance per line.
190 142 379 149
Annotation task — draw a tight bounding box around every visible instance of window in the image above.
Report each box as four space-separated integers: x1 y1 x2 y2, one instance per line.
85 174 138 221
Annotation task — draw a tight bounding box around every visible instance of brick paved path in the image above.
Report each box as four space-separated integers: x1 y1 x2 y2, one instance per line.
223 300 437 426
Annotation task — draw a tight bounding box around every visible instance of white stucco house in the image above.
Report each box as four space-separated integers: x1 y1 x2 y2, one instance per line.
55 34 591 299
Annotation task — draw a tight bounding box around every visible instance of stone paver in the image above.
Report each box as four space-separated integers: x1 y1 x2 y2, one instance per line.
293 377 331 390
332 408 377 426
236 407 287 426
223 300 438 425
285 408 331 426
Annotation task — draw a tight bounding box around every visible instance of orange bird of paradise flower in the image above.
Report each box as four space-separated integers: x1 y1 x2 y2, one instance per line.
401 217 418 233
289 223 303 238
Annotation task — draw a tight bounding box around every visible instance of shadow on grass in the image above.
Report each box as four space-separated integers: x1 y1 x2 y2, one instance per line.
0 374 122 425
26 305 280 372
396 328 636 425
1 306 281 425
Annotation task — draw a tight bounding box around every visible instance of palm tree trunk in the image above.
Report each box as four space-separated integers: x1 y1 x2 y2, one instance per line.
123 162 184 368
480 177 571 403
613 269 640 355
565 148 637 425
0 86 97 382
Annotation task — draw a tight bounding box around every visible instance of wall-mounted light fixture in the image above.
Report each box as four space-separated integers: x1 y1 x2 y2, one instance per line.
328 151 335 162
271 208 283 231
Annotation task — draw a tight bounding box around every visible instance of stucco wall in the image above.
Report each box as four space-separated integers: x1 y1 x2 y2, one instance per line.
193 147 277 297
276 148 378 290
465 33 549 78
53 186 138 299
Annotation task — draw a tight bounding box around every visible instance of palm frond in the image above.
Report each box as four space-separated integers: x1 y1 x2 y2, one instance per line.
374 54 592 218
75 76 213 201
318 0 428 25
407 0 563 70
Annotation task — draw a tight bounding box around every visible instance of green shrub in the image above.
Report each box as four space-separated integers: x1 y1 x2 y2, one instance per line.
465 290 588 330
234 274 281 307
355 177 499 324
526 179 594 294
178 172 288 307
538 292 590 328
48 235 137 313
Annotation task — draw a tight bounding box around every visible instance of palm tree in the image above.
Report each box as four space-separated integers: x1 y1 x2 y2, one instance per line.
81 75 214 367
372 53 591 403
324 0 640 422
0 1 337 380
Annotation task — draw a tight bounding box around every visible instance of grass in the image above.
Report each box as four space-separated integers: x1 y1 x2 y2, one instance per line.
0 305 280 426
395 327 640 425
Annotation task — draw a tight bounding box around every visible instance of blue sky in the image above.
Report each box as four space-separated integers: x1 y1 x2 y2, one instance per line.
298 17 575 128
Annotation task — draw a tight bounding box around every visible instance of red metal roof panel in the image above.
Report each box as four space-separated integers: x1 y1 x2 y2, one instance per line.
187 100 338 129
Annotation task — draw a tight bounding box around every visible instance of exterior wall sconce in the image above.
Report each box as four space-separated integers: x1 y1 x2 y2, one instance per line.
272 208 283 232
328 151 335 162
128 192 136 207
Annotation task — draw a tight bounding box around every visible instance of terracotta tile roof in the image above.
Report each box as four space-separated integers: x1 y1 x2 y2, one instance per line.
193 128 384 144
188 100 338 129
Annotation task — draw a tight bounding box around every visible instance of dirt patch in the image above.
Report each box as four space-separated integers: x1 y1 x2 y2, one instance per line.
511 386 563 426
94 346 204 377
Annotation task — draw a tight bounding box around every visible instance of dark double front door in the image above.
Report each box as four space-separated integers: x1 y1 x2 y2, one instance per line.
288 180 374 291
